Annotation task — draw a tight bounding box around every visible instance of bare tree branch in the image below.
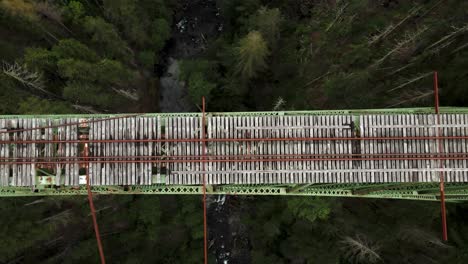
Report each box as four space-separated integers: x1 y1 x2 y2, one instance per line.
451 42 468 54
35 1 74 35
340 235 382 263
24 199 45 206
369 6 423 46
387 63 415 76
72 104 102 114
388 72 432 92
425 24 468 52
39 209 73 229
387 90 433 108
111 87 139 101
1 61 57 97
272 97 286 111
325 2 349 32
302 71 331 89
371 26 428 68
399 227 451 249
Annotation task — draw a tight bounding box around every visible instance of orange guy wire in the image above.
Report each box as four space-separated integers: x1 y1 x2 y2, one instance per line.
84 141 106 263
201 97 208 264
434 71 448 241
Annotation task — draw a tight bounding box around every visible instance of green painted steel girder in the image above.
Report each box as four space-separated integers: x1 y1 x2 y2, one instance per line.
0 183 467 202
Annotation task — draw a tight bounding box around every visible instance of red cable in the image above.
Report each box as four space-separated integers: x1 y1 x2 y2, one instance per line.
3 134 468 144
2 155 468 165
435 72 440 114
434 71 448 241
0 152 467 163
1 152 467 161
84 143 106 263
201 97 208 264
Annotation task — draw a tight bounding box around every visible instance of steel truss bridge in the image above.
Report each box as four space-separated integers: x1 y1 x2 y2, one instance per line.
0 107 468 202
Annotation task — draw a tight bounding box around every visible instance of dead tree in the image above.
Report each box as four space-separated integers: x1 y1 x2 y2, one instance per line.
369 6 423 46
388 72 432 92
340 235 382 263
2 61 54 96
371 26 428 68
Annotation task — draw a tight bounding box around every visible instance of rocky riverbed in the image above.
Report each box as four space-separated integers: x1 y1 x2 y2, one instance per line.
157 0 251 263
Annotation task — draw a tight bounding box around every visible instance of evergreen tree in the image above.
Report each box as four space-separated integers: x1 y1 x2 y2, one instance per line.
235 31 269 80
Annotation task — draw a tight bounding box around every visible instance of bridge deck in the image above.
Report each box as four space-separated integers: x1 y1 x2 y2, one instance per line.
0 112 467 187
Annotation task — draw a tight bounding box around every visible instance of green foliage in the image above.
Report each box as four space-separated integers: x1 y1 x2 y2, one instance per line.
24 38 134 109
102 0 172 50
209 82 246 111
251 251 283 264
0 73 28 114
4 0 174 113
187 72 216 105
263 220 281 238
219 0 261 33
0 2 39 36
18 97 72 114
241 197 336 263
51 39 99 62
64 0 85 24
0 0 37 20
151 18 171 51
24 48 57 73
0 197 63 262
180 60 218 104
95 59 132 84
57 59 98 81
132 196 162 242
138 50 155 69
324 71 374 108
235 31 269 79
250 7 282 45
83 16 130 60
440 50 468 105
287 197 331 222
102 0 146 45
0 40 21 61
63 81 124 108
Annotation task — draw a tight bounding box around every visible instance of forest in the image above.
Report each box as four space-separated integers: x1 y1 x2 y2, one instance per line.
0 0 468 263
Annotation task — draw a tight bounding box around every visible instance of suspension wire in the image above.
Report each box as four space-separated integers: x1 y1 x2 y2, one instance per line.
201 96 208 264
84 142 106 264
434 71 448 241
1 155 468 165
0 151 467 162
201 97 208 264
2 134 468 144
